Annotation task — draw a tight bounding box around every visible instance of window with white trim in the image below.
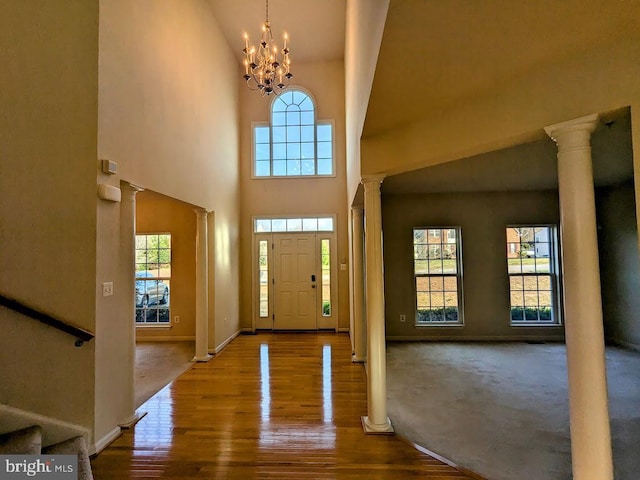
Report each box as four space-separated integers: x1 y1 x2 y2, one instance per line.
254 89 333 177
254 216 334 233
413 228 463 324
506 225 560 325
321 238 331 316
135 234 171 324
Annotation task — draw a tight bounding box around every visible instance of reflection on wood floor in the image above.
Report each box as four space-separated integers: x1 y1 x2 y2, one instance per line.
91 333 480 479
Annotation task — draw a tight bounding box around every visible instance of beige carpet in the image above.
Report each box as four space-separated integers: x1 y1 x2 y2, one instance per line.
387 342 640 480
135 341 195 407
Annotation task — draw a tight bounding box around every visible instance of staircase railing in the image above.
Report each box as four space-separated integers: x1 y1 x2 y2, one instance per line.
0 293 94 347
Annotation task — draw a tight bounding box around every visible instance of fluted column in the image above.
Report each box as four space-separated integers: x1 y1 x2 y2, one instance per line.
119 181 143 427
194 209 212 362
361 175 393 434
545 114 613 480
351 205 367 363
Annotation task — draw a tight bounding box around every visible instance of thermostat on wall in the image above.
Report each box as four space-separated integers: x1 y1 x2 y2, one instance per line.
101 159 118 175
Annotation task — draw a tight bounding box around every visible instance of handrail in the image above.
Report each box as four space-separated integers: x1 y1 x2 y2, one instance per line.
0 293 94 347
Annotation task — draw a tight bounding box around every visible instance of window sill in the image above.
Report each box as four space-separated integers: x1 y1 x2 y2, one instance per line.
251 174 337 180
414 322 464 327
510 323 563 327
135 324 172 329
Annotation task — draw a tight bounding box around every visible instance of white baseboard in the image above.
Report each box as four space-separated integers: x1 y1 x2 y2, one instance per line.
338 328 350 333
241 327 254 334
136 336 195 342
386 335 566 342
211 329 241 355
91 426 121 456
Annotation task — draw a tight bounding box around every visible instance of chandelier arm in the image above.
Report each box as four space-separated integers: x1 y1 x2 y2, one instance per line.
242 0 291 96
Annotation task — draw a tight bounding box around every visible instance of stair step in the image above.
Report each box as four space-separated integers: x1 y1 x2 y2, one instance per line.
43 436 93 480
0 426 93 480
0 425 42 455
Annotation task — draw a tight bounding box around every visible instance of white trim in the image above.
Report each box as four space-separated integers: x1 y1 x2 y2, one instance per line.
91 426 121 456
118 411 144 429
413 226 464 326
253 215 336 233
241 327 255 334
211 329 241 355
505 224 562 326
253 229 339 330
136 336 195 342
251 86 336 179
386 335 566 342
338 327 350 333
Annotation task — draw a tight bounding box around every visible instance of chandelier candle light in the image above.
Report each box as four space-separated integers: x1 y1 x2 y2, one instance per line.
242 0 292 95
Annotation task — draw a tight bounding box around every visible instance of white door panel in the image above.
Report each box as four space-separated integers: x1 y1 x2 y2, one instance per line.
274 234 317 330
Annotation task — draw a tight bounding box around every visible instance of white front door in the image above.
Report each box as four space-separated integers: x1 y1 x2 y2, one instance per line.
273 234 317 330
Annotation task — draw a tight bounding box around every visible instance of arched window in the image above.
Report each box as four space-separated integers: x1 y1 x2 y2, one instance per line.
254 89 333 177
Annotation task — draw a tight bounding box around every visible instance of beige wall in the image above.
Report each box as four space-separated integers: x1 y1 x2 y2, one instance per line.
239 61 350 331
95 0 240 445
383 191 565 340
0 0 98 432
362 35 640 180
345 0 390 203
596 182 640 349
135 190 197 340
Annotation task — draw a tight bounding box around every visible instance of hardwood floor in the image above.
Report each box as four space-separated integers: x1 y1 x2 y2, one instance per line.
91 333 481 479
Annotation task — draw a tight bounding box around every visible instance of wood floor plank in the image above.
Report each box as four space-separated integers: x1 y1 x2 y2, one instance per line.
91 333 481 479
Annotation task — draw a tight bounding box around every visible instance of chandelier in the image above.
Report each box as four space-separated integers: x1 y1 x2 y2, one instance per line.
242 0 292 96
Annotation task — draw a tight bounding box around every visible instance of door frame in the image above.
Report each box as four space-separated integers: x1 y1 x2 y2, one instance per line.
252 228 338 332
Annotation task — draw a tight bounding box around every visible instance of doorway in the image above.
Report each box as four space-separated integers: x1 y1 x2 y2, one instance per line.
273 234 317 329
254 230 336 331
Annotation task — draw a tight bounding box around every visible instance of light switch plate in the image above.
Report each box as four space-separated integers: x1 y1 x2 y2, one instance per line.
102 282 113 297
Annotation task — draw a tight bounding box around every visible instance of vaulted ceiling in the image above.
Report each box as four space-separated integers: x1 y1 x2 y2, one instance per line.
208 0 346 64
208 0 637 193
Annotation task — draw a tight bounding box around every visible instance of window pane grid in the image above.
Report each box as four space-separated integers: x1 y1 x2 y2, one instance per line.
321 239 331 317
413 228 462 324
258 240 269 318
254 217 334 233
135 234 171 324
253 90 333 177
506 226 557 324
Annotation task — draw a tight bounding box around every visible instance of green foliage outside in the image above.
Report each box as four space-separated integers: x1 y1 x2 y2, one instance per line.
135 234 171 274
417 307 459 323
510 307 552 322
323 301 331 316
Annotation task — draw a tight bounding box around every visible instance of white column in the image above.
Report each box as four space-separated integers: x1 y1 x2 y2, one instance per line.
361 175 393 434
545 114 613 480
194 209 212 362
351 206 367 363
119 181 143 427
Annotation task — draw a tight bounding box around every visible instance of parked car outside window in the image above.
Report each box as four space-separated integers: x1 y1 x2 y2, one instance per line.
135 270 169 307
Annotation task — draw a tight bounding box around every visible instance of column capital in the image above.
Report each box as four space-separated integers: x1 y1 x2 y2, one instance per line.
194 208 210 219
361 174 386 186
120 181 144 195
351 204 364 214
544 114 599 151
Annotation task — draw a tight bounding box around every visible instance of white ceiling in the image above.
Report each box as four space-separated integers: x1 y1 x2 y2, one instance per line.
208 0 346 65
